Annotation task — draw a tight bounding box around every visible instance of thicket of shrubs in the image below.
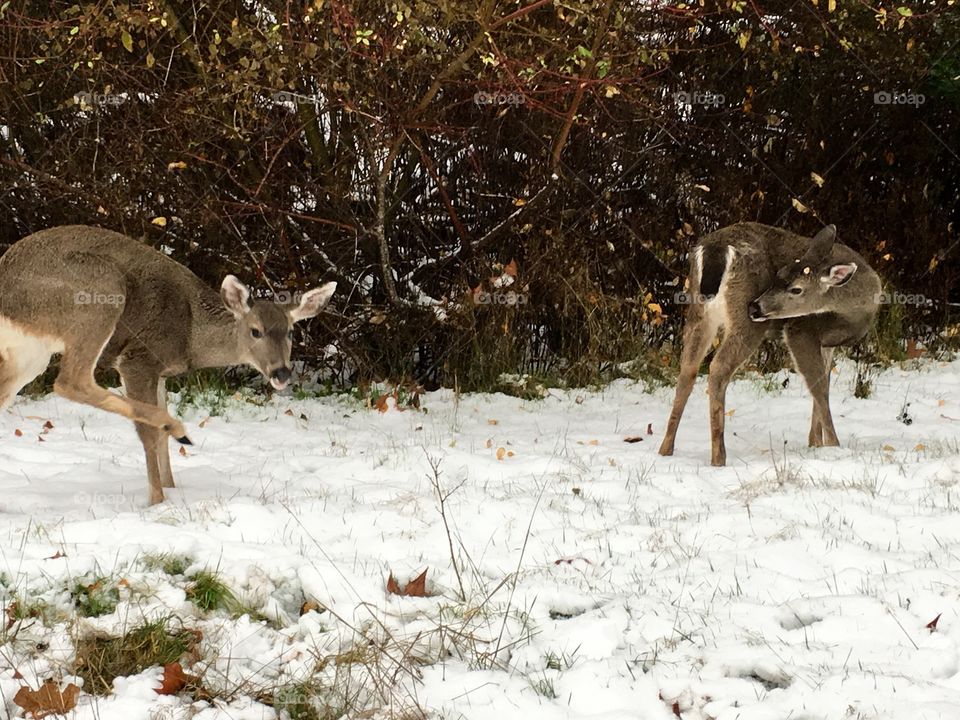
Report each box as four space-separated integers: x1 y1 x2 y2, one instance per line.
1 1 958 389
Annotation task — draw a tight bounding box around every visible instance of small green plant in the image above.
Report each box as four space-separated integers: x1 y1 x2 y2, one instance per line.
143 553 192 577
73 618 197 695
71 576 120 618
272 681 324 720
870 298 908 363
5 595 47 624
531 674 558 699
186 570 239 613
544 651 562 671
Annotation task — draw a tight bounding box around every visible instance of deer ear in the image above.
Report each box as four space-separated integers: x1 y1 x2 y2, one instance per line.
812 224 837 245
800 224 837 267
221 275 252 318
821 262 857 287
290 281 336 322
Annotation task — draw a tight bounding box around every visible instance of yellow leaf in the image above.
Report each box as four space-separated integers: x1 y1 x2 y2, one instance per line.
929 256 939 272
485 438 492 448
725 409 735 417
883 444 895 452
588 439 599 445
938 399 946 407
828 0 836 11
151 216 167 227
496 447 506 461
810 172 825 187
167 160 187 172
513 198 526 206
791 198 809 213
487 419 499 425
121 30 133 52
146 51 155 68
914 443 925 451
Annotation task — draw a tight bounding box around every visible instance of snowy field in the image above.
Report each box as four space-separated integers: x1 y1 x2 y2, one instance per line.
2 359 960 719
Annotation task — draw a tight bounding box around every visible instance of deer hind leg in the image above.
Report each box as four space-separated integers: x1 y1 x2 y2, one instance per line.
787 330 839 448
54 323 192 444
659 302 720 457
119 363 175 505
807 347 835 446
707 323 765 466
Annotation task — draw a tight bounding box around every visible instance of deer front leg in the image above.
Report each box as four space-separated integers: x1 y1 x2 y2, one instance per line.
55 340 192 444
120 364 175 505
807 347 835 446
156 377 175 489
787 331 839 448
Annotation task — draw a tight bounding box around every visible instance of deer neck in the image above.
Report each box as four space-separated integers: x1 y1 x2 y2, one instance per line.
188 289 244 370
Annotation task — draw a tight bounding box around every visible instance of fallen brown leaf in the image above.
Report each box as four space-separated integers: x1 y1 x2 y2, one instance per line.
404 569 428 597
155 662 192 695
14 681 80 718
300 600 324 615
386 569 429 597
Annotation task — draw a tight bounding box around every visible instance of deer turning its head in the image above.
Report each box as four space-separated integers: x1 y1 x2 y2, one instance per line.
659 222 881 466
0 225 336 504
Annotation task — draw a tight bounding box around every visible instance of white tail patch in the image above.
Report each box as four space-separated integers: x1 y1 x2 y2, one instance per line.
0 315 63 408
702 245 738 326
692 245 705 285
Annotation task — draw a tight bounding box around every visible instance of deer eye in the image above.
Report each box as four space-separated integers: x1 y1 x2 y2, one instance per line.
788 287 804 296
287 330 294 340
251 328 263 339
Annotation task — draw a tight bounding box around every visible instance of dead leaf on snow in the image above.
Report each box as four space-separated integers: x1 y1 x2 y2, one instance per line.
14 681 80 718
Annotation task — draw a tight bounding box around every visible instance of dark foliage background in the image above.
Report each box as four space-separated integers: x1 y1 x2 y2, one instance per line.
1 0 958 388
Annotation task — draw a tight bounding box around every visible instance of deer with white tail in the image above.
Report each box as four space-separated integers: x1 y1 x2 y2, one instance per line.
658 222 881 466
0 225 336 504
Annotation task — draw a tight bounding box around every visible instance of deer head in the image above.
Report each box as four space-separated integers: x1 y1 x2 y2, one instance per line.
748 225 859 322
221 276 337 389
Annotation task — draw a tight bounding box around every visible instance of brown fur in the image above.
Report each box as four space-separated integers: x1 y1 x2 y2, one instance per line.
658 222 881 466
0 225 336 504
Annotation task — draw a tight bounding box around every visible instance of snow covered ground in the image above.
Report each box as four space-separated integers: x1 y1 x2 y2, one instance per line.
2 359 960 719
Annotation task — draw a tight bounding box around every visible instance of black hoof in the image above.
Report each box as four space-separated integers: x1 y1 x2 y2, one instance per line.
176 436 193 445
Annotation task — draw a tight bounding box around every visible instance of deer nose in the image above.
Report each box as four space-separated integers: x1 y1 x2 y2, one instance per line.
748 300 765 321
271 367 292 385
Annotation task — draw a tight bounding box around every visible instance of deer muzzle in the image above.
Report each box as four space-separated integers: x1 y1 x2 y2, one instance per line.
748 300 768 322
270 366 292 390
